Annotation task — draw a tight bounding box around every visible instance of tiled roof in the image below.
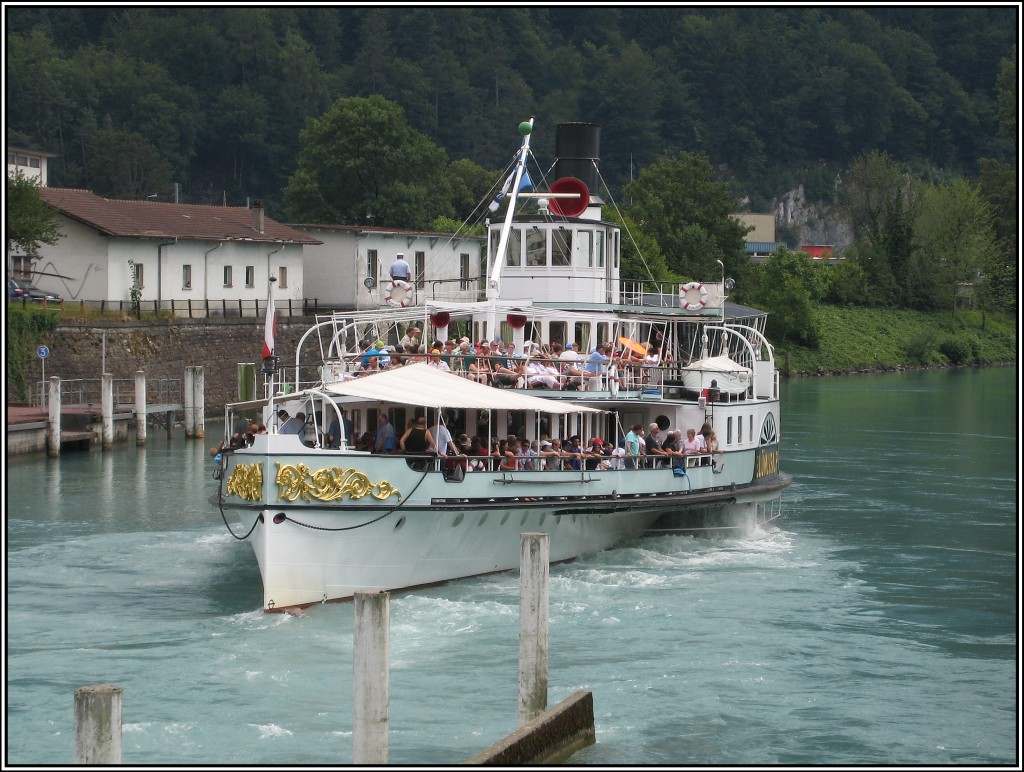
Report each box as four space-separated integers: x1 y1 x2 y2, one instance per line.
292 222 484 239
40 188 322 245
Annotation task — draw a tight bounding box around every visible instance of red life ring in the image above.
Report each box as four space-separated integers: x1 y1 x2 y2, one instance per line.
681 281 708 311
385 279 412 307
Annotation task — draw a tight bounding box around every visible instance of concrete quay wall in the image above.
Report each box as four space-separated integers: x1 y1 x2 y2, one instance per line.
10 317 318 418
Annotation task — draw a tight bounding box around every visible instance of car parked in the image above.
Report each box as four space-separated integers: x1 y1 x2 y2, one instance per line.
7 277 62 302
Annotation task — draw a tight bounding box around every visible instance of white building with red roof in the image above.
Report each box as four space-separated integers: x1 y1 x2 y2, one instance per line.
30 189 321 314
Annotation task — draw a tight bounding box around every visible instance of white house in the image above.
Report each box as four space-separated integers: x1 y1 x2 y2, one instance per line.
7 145 56 186
32 189 321 315
291 223 486 311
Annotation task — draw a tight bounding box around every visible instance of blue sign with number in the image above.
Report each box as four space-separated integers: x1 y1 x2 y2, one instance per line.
37 346 49 359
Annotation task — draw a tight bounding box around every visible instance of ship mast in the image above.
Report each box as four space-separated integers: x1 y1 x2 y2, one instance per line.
485 117 534 343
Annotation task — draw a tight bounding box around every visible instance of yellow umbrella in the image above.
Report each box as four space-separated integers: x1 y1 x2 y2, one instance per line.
618 337 648 357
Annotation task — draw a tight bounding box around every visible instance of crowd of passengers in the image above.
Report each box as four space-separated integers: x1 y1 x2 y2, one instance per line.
340 326 672 390
394 414 719 473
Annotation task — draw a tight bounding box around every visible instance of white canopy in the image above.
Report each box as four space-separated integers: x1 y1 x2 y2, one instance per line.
681 355 752 375
323 362 606 414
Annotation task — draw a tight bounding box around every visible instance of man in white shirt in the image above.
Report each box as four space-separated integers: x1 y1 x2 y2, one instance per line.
389 253 411 282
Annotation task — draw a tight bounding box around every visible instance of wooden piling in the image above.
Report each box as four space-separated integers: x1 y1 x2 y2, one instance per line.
134 371 147 446
101 373 113 450
47 376 61 457
74 684 122 764
519 532 549 727
353 590 389 764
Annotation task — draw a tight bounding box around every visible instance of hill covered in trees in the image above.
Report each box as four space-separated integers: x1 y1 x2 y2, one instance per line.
6 6 1016 216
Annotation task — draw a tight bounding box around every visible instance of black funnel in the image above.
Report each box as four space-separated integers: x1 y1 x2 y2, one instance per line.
554 123 601 194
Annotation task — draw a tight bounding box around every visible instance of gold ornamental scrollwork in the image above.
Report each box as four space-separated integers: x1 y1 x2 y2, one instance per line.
274 463 402 503
226 463 264 502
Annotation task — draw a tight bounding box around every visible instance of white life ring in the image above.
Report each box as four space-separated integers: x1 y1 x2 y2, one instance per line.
681 281 708 311
385 279 412 307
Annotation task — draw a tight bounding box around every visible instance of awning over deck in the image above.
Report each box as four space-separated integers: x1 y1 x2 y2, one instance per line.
324 362 606 415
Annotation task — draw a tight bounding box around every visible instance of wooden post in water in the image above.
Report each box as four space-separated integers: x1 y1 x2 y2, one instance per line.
183 367 195 438
135 371 147 446
47 376 61 457
101 373 114 450
74 684 122 764
193 365 205 439
519 532 550 727
353 590 389 764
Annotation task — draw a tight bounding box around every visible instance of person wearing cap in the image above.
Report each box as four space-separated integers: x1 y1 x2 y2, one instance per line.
426 348 451 372
558 341 585 389
388 252 411 282
539 439 561 470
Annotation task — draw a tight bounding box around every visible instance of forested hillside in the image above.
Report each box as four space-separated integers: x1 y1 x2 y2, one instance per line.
6 7 1017 216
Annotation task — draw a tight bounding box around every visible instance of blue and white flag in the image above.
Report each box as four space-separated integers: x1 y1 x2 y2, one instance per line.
489 169 534 212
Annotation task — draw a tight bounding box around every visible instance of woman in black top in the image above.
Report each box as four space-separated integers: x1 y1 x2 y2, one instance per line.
400 416 434 453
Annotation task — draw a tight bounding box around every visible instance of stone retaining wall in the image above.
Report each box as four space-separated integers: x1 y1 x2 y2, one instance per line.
13 317 319 417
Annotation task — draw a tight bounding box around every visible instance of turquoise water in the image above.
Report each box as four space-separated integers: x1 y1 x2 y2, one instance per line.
5 367 1018 765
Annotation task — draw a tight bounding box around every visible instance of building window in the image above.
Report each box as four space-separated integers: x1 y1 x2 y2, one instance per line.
414 251 425 289
460 253 470 290
366 249 378 280
223 265 232 287
278 266 288 288
245 266 255 287
6 153 14 164
182 264 192 290
16 155 28 166
134 263 144 289
29 157 40 168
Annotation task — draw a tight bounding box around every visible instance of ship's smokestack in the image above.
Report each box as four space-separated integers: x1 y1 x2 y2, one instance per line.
554 123 601 195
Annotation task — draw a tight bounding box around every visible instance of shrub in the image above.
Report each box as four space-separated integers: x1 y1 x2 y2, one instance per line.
901 329 938 364
938 336 973 365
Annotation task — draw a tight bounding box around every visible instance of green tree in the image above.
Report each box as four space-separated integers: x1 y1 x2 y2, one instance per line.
605 209 676 285
743 247 823 347
445 158 499 223
284 96 452 228
6 171 63 257
913 179 1000 318
622 151 747 281
838 150 915 306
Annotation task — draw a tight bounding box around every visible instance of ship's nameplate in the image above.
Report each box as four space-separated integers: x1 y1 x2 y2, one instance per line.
274 462 402 503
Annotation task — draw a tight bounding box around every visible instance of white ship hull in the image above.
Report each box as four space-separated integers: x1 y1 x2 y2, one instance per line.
217 443 788 611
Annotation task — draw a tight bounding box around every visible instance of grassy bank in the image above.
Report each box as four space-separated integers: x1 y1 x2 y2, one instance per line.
779 306 1017 375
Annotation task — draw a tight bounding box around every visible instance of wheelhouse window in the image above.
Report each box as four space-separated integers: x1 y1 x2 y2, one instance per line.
576 229 593 267
497 228 522 267
595 231 605 268
525 228 545 266
552 228 571 266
